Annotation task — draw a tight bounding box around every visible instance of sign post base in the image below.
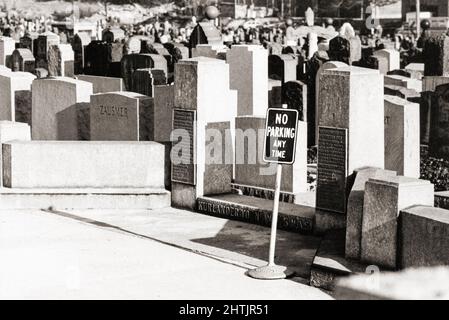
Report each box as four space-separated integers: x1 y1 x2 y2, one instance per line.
246 265 294 280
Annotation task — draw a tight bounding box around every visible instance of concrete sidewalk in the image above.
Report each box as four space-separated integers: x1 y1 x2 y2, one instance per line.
0 208 332 300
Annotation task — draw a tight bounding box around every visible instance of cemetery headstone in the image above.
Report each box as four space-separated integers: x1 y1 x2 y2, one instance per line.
130 68 166 97
384 95 420 178
361 177 434 268
75 75 124 93
316 66 384 214
72 32 92 75
227 45 268 116
47 44 75 77
31 77 93 140
171 57 237 210
120 53 168 91
11 48 35 73
0 37 15 67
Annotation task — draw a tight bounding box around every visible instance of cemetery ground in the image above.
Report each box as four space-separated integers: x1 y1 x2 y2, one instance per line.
0 206 332 300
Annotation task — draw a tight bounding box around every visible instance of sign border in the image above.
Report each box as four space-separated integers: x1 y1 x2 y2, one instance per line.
263 108 299 165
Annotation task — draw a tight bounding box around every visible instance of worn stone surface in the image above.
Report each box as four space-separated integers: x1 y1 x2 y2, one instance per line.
268 54 297 83
423 34 449 77
47 44 75 77
384 95 420 178
328 36 362 65
2 141 165 189
130 68 166 97
227 45 268 116
90 91 153 141
120 53 167 90
429 83 449 158
282 80 307 121
153 84 174 143
361 177 434 269
399 205 449 269
373 49 400 75
345 167 397 260
0 69 35 122
31 77 93 140
75 74 123 93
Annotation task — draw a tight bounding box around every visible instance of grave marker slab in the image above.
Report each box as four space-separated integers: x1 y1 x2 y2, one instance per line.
31 77 93 140
384 95 420 178
11 49 35 73
227 45 268 116
75 75 123 93
361 177 434 268
48 44 75 77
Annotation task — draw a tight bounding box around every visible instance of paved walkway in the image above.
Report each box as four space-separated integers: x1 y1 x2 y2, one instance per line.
0 208 332 300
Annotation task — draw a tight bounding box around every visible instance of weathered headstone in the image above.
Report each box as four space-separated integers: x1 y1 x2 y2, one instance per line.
75 75 124 94
189 22 223 49
227 45 268 116
328 36 362 65
423 34 449 77
90 91 153 141
399 206 449 268
11 48 35 73
373 49 400 75
120 53 167 91
34 32 60 69
102 27 125 43
384 95 420 178
345 167 397 260
268 79 282 108
384 74 422 92
0 69 35 123
191 44 227 60
31 77 93 140
361 177 434 268
282 80 307 121
171 57 237 210
72 32 91 75
84 41 115 77
130 68 166 97
316 66 384 214
268 54 297 83
429 83 449 158
0 37 15 67
47 44 75 77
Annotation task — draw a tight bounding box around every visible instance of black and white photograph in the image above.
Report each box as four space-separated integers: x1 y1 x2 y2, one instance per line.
0 0 447 306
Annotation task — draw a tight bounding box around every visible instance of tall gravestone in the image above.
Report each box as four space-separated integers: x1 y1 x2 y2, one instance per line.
130 68 166 97
34 32 60 70
84 41 122 77
429 83 449 159
373 49 400 75
0 37 15 67
328 36 362 65
47 44 75 77
268 54 297 83
120 53 167 91
384 95 420 178
189 22 223 49
72 32 91 75
171 57 237 210
423 34 449 77
31 77 93 140
315 61 348 145
11 49 35 73
316 66 384 214
0 69 35 123
227 45 268 116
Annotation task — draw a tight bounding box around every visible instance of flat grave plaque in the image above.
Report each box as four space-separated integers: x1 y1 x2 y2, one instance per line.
172 109 196 185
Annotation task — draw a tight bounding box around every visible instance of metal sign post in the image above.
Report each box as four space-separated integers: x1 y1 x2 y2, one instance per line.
246 106 298 280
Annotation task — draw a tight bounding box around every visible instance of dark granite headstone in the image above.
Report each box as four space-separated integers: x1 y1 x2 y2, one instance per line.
423 34 449 77
429 83 449 158
282 80 307 121
120 53 167 91
130 68 166 97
